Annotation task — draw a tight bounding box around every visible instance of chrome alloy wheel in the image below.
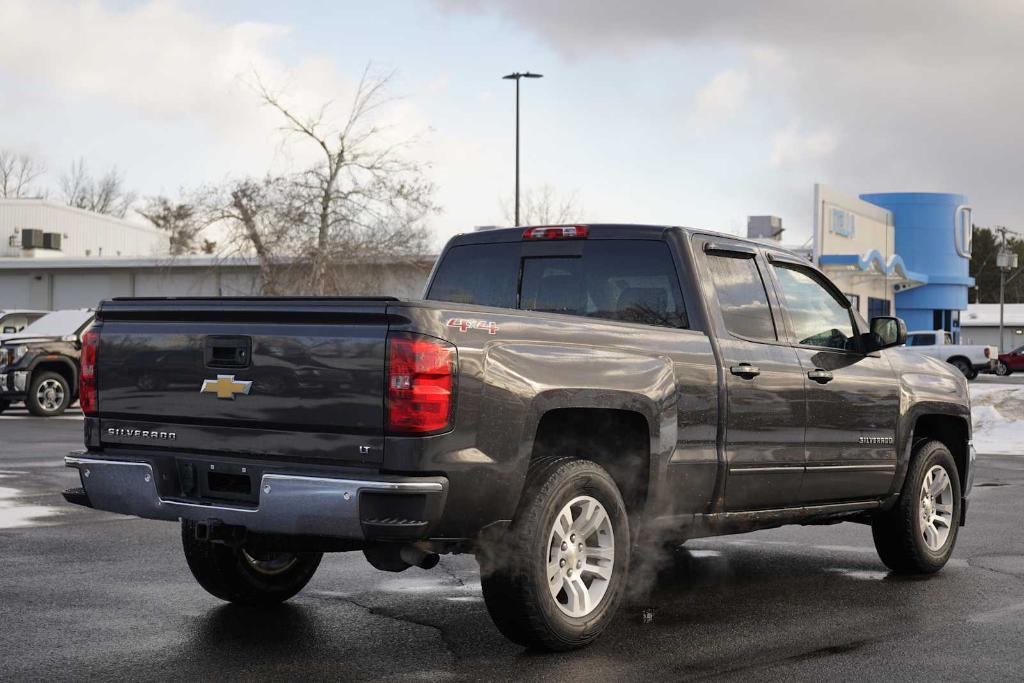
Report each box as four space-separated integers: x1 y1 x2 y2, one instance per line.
920 465 955 551
241 549 300 576
36 378 65 413
546 495 615 618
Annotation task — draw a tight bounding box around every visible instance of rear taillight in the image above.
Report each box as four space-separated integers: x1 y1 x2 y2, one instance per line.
80 327 99 416
387 335 455 434
522 225 589 240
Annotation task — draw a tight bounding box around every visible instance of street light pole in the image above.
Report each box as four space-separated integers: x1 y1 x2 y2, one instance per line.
502 71 543 227
996 226 1020 353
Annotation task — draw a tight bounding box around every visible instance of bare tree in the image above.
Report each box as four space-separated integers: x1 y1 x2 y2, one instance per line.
501 184 583 226
0 149 46 198
137 196 206 256
203 176 305 294
60 158 137 217
253 66 437 295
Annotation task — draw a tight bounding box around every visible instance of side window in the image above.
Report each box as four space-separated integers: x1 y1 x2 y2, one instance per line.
427 243 519 308
705 252 777 341
519 241 688 329
907 333 935 346
772 264 856 350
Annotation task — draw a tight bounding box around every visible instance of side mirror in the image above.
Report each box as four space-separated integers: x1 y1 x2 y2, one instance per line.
868 316 907 351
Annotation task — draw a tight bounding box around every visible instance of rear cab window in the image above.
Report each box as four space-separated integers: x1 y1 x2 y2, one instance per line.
907 333 936 346
703 251 777 341
427 239 688 329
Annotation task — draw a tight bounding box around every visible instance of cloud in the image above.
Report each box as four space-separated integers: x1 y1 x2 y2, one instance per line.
689 69 750 132
770 121 837 168
0 1 430 175
440 0 1024 227
0 0 284 121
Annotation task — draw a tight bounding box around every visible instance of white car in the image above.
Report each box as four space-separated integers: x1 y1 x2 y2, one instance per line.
902 329 998 379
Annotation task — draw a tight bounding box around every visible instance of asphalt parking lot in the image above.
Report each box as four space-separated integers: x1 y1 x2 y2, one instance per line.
2 407 1024 680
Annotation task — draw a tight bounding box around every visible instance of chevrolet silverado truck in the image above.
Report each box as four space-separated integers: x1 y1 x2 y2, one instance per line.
902 329 997 379
63 225 974 651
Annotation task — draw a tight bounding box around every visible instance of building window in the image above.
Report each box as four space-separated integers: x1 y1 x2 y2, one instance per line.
932 309 957 333
867 297 890 319
845 293 861 313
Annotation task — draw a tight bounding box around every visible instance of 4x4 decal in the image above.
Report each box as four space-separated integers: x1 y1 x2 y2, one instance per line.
446 318 499 335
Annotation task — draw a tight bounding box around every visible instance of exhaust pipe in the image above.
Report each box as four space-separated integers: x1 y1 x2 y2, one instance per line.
400 544 440 570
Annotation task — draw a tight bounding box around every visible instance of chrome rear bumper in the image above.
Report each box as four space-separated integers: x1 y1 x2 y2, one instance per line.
65 455 446 540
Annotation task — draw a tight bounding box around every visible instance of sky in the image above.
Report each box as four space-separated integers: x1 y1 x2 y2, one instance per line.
1 0 1022 250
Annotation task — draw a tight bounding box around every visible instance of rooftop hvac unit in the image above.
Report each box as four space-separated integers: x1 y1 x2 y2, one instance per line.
21 229 44 249
43 232 62 250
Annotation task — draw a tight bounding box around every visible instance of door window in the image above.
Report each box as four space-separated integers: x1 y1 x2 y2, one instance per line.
907 333 936 346
772 264 856 350
705 253 777 341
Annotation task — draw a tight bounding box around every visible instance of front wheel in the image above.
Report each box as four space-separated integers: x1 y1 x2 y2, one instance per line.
478 457 630 651
994 361 1012 377
872 440 961 574
181 521 323 605
26 371 71 416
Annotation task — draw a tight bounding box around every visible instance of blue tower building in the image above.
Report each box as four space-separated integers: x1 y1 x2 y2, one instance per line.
859 192 974 339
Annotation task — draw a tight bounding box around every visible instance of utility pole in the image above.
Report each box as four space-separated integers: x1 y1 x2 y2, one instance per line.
502 72 543 226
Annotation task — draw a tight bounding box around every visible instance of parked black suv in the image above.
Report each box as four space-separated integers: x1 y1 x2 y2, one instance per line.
0 309 95 416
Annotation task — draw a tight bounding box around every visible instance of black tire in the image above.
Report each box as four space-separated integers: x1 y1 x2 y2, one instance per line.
994 361 1012 377
0 399 9 415
478 457 630 651
872 440 961 574
181 521 323 605
949 358 976 380
26 371 71 416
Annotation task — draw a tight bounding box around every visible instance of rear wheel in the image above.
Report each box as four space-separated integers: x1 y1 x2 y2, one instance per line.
26 371 71 416
994 361 1012 377
478 457 630 651
180 521 323 605
950 358 976 380
0 399 9 414
872 440 961 574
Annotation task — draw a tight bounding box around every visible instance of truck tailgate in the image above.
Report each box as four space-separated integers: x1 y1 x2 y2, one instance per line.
94 298 394 465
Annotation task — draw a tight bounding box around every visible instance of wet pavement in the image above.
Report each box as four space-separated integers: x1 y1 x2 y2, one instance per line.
2 409 1023 680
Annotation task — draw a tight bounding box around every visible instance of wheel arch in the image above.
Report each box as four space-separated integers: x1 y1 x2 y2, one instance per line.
529 404 654 519
910 413 970 496
29 357 78 397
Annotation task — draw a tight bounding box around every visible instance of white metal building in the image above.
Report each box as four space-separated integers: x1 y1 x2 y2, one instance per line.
0 199 437 310
1 199 165 259
0 255 436 311
960 303 1024 351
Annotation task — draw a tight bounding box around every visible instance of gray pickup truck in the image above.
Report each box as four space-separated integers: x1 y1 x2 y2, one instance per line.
64 224 974 651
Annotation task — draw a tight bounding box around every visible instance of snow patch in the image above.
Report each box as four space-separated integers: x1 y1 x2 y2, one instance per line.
970 384 1024 455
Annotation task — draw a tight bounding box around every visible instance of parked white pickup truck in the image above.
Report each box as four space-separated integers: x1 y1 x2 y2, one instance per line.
903 330 997 379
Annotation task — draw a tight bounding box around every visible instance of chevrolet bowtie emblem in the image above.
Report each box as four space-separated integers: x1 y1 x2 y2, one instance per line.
200 375 253 400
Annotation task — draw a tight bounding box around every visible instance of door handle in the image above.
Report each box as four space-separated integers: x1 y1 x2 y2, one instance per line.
730 363 761 379
808 369 834 384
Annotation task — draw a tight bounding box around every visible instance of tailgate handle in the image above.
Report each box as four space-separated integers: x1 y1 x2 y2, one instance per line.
205 336 252 369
